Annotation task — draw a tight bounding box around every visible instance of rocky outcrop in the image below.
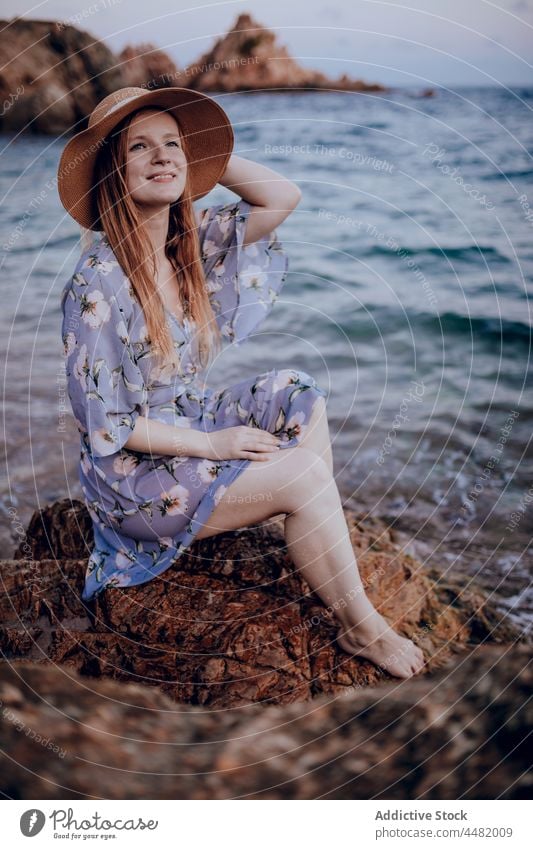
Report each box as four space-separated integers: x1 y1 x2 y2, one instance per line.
0 643 530 799
118 42 182 90
0 18 123 133
0 13 387 134
185 13 386 93
1 498 523 710
1 498 529 798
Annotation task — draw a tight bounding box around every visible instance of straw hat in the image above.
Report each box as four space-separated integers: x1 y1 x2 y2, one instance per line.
57 86 234 231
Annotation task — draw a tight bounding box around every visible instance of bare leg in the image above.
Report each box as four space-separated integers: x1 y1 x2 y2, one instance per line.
195 446 425 678
283 463 425 677
296 396 333 475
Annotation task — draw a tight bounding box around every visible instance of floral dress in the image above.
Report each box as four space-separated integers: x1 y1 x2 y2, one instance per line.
61 199 327 602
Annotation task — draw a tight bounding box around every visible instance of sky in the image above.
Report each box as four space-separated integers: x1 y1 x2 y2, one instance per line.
5 0 533 86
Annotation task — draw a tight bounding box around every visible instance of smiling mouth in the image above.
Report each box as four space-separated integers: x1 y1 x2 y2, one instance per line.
147 174 177 182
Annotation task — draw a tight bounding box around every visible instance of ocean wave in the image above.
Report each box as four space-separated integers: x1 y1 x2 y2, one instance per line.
353 306 533 347
360 242 509 264
482 168 533 181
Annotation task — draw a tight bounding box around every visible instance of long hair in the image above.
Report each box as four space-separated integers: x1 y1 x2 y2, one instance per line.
93 106 222 371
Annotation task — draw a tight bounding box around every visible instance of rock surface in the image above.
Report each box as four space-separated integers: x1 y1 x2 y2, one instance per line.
118 42 182 90
0 13 387 134
184 13 386 93
0 19 123 133
0 643 530 799
1 498 523 710
1 498 529 799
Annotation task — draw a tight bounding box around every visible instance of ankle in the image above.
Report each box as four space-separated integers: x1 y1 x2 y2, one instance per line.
338 597 382 632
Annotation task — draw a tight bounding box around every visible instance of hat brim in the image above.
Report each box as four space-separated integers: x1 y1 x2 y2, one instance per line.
57 87 234 231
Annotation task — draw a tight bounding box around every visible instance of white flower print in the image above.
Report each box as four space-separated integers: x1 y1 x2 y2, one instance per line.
63 331 76 358
201 237 220 259
136 323 149 344
205 276 222 295
111 572 134 586
124 277 137 303
80 290 111 328
149 358 176 385
216 208 235 241
240 265 267 291
243 241 263 258
74 344 89 391
211 256 228 278
271 370 300 393
116 320 130 344
219 319 235 340
113 454 139 476
91 427 117 455
80 450 92 475
116 549 136 570
197 459 221 484
85 256 117 275
159 483 189 516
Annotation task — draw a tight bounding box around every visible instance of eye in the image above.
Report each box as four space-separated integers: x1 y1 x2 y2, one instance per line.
129 140 181 151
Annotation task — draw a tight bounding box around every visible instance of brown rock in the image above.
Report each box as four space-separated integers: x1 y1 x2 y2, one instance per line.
0 643 530 799
0 15 387 134
118 42 182 90
2 498 523 711
186 13 387 93
0 19 124 133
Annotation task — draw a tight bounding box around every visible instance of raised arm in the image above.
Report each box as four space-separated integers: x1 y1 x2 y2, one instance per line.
217 154 301 245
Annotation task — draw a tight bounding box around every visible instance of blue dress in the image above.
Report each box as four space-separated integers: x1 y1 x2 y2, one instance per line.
60 199 327 601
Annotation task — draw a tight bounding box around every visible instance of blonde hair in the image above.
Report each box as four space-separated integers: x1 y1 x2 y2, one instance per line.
93 106 222 371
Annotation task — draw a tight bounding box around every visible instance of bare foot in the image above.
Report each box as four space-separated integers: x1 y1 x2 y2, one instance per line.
336 608 426 679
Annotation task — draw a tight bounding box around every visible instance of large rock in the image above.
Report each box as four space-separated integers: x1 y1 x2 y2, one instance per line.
185 13 386 92
0 19 124 133
0 643 530 799
0 14 387 134
118 42 182 89
1 498 522 709
186 13 387 93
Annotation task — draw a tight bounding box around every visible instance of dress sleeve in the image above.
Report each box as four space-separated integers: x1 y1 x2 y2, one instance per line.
62 266 148 458
197 198 289 347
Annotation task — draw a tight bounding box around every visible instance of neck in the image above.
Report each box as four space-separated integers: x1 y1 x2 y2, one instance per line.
137 205 170 264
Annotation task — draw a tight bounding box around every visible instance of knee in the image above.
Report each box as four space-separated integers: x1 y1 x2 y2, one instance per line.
281 446 334 513
299 447 333 489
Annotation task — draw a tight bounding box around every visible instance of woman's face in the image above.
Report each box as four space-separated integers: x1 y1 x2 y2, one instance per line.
125 108 188 211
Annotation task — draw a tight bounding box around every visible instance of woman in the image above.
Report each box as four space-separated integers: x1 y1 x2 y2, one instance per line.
59 86 424 679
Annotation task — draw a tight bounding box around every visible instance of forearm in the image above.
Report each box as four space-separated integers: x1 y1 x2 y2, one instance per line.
218 154 300 208
123 415 210 457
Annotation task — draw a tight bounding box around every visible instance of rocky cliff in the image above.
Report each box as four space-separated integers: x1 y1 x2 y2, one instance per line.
0 13 387 134
184 13 386 93
0 18 123 133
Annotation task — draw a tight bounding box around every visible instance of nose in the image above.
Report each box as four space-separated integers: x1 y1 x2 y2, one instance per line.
151 144 172 164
